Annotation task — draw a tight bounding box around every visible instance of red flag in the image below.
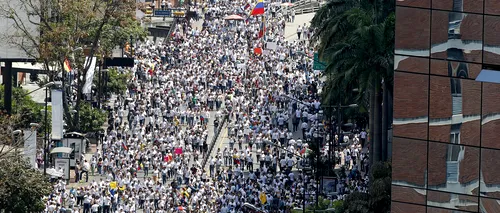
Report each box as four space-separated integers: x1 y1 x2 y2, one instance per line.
254 47 263 55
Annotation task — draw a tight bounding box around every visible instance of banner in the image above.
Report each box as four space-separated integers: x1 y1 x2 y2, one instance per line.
51 89 63 140
23 130 37 168
82 57 97 94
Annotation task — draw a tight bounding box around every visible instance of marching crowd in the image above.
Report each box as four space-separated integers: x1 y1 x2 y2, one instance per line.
43 0 371 212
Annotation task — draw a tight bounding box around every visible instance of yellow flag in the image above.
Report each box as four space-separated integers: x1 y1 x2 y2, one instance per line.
109 182 117 189
260 192 267 204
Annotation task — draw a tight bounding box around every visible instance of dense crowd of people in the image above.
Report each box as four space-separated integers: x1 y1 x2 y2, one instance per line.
42 0 370 212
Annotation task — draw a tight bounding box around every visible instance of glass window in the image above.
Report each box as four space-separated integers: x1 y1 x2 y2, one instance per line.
433 0 484 13
429 76 481 146
480 149 500 199
392 137 427 188
427 207 470 213
481 83 500 149
484 15 500 65
427 190 478 212
395 7 431 57
392 185 426 205
485 0 500 15
428 142 479 195
391 202 425 213
395 56 429 74
397 0 430 8
430 59 482 79
480 197 500 212
431 11 483 63
393 72 428 140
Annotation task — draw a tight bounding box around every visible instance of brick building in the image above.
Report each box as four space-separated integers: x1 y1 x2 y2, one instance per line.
393 0 500 212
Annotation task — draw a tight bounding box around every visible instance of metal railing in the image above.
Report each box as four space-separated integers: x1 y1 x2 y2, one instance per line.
201 114 228 168
295 6 320 14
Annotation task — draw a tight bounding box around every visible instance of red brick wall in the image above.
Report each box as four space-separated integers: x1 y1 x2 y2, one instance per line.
429 76 452 119
482 120 500 149
394 72 429 118
396 7 430 50
459 146 480 184
391 202 425 213
428 142 447 186
485 0 500 15
480 149 500 186
431 10 449 45
427 190 452 203
392 138 427 186
484 15 500 46
431 0 483 13
461 14 483 41
461 80 481 116
393 123 428 140
397 0 430 8
429 125 451 142
460 120 480 146
393 71 428 141
392 185 426 205
481 197 500 213
396 57 429 74
482 82 500 116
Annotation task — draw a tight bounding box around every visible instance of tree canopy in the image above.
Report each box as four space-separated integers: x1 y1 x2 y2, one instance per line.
0 154 52 212
0 0 147 133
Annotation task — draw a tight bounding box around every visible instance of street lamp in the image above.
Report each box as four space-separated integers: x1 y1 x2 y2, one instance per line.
42 82 54 176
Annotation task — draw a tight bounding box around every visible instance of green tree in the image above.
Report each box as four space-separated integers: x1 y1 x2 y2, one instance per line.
0 154 52 212
310 0 395 164
0 85 51 136
78 102 107 133
0 0 147 132
94 67 132 100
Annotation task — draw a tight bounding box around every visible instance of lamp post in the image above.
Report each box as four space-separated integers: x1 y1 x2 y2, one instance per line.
42 82 54 176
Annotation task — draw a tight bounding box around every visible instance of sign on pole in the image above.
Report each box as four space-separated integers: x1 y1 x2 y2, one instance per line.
154 10 172 17
313 52 327 71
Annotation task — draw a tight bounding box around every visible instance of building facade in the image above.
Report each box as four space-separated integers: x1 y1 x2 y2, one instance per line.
392 0 500 212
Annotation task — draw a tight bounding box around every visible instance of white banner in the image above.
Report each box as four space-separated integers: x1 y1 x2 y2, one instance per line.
82 57 97 94
51 89 63 140
23 130 37 168
266 42 277 50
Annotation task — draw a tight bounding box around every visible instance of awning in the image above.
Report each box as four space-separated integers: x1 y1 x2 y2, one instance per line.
50 147 73 154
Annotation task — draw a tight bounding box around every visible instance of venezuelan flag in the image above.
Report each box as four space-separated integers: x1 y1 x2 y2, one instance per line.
251 0 265 16
63 58 71 73
258 21 266 38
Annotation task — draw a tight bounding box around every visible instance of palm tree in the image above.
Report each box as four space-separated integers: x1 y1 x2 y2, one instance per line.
311 0 395 164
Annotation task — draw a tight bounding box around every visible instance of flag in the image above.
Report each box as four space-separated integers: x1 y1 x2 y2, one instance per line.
63 58 71 73
253 47 263 55
251 0 265 16
122 142 128 150
244 3 251 10
258 21 266 38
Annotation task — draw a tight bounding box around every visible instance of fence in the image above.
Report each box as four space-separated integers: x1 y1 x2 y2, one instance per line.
202 114 228 168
